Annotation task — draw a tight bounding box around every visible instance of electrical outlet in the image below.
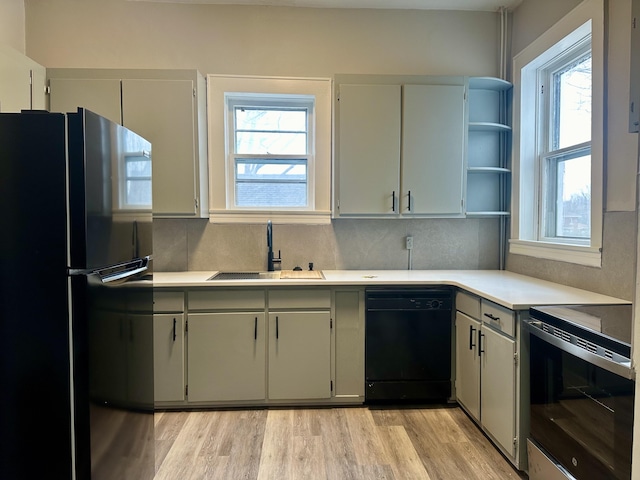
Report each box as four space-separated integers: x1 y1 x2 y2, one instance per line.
406 236 413 250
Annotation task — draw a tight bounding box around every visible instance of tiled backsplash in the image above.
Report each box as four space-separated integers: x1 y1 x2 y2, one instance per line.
153 217 501 272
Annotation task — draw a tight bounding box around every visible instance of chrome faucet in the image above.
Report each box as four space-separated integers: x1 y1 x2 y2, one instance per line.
267 220 281 271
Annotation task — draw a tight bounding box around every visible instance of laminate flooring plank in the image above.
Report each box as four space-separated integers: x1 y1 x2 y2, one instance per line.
220 409 268 480
154 411 218 480
154 410 190 471
317 408 361 480
257 409 294 480
292 435 327 480
345 406 392 468
379 424 432 480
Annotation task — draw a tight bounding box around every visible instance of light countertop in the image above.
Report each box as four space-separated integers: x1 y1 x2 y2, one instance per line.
152 270 630 311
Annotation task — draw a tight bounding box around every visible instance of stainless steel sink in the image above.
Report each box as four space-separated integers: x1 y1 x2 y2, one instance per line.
207 271 281 280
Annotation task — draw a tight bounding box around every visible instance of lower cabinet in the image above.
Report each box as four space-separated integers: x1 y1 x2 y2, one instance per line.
268 311 331 400
152 287 365 407
153 313 186 403
455 290 519 465
187 312 266 402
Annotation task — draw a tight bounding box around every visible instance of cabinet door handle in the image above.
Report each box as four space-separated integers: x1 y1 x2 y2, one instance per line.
173 317 177 342
408 190 411 212
478 331 485 357
469 325 476 350
254 316 258 340
276 316 279 339
392 191 396 213
484 312 500 322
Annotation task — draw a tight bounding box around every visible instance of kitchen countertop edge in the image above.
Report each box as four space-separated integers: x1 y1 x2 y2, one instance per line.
152 270 630 311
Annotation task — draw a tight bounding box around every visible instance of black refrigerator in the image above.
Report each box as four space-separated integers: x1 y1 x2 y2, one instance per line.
0 109 155 479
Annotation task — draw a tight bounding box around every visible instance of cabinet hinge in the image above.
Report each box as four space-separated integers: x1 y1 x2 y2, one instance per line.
185 319 188 333
633 17 637 29
330 318 333 329
513 437 518 448
514 352 518 365
193 88 196 97
195 198 199 209
45 85 51 95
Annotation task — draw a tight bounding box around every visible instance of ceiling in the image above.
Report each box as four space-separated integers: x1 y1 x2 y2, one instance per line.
129 0 523 12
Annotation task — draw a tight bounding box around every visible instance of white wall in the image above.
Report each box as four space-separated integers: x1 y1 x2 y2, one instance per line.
23 0 499 77
0 0 25 52
507 0 638 301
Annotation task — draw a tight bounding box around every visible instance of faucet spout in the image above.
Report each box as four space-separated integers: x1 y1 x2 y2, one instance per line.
267 220 274 271
266 220 281 272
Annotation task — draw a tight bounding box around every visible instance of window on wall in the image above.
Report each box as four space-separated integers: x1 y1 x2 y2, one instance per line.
226 96 314 209
208 75 332 224
511 0 603 267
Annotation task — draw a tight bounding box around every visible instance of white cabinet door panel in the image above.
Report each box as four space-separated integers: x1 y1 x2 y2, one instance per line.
154 313 185 402
188 312 266 402
122 79 197 217
455 312 480 420
49 78 122 124
402 84 465 215
268 311 331 400
480 326 516 458
337 84 401 215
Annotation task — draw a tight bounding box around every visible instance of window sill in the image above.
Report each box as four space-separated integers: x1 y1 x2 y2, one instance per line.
509 239 601 268
209 210 332 225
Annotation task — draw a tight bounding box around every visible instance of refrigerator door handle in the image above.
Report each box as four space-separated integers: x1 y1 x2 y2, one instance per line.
68 255 151 283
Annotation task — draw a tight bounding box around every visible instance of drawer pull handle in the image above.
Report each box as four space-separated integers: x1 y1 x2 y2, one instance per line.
276 316 279 339
173 317 177 342
469 325 476 350
484 313 500 322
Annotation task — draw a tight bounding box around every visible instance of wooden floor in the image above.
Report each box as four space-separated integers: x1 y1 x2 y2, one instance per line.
154 405 527 480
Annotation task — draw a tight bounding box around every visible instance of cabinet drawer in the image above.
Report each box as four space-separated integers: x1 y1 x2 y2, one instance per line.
154 291 184 313
188 289 265 310
480 300 515 337
456 290 480 319
268 289 331 309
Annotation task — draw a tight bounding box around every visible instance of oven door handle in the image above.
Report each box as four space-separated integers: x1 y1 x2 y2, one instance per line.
525 320 635 380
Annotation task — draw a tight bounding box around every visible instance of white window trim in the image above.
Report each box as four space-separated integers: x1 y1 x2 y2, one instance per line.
207 75 332 224
511 0 604 267
225 93 315 212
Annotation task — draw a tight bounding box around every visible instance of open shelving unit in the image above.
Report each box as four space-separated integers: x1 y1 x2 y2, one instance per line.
466 77 512 217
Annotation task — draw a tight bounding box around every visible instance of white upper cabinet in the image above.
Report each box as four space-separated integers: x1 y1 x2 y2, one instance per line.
334 75 466 218
402 84 465 215
0 45 46 113
336 84 401 216
47 69 209 218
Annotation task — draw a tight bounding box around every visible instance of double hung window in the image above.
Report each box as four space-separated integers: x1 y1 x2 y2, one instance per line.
511 0 603 267
227 96 314 209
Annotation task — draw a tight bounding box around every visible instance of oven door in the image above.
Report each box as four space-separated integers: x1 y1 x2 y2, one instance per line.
527 322 634 480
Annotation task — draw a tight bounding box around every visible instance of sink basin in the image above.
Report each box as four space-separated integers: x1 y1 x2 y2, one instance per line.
207 271 281 280
207 270 324 280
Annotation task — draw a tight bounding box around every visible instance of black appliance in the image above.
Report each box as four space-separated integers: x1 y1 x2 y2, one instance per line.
526 304 634 480
0 109 155 479
365 287 453 402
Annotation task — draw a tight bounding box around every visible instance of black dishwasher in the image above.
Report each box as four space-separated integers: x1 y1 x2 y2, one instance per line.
365 287 453 403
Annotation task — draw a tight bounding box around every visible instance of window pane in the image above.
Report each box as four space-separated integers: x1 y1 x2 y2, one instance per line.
235 159 308 207
126 158 152 177
236 108 307 132
235 107 308 155
126 179 152 206
236 131 307 155
553 54 591 149
545 151 590 239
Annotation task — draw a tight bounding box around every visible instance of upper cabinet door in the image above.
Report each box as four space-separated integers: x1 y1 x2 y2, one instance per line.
121 79 197 217
336 84 401 216
0 46 46 113
402 84 465 215
48 78 122 124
